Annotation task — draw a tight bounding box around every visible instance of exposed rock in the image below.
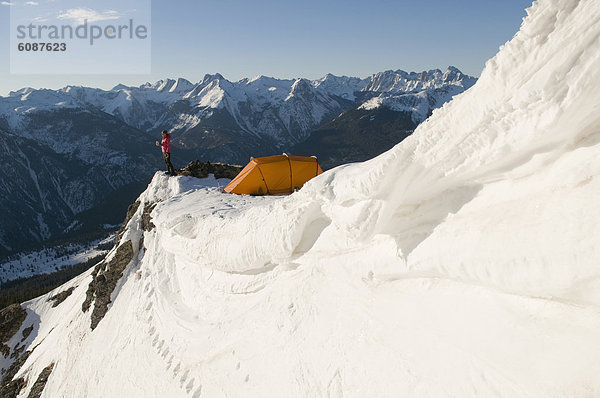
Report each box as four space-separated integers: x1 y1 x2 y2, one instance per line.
0 375 25 398
178 160 243 180
21 325 33 342
9 343 24 359
0 304 27 358
26 362 54 398
47 287 76 308
141 202 157 232
82 240 134 330
0 349 31 398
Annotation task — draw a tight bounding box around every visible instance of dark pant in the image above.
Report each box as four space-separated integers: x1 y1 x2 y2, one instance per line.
163 152 176 175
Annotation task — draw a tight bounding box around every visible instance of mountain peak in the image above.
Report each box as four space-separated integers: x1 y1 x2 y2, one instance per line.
112 83 131 91
287 78 313 99
168 78 194 93
247 75 266 83
8 87 35 97
202 73 225 83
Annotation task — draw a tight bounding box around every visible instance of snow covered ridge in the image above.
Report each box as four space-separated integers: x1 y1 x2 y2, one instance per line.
3 0 600 396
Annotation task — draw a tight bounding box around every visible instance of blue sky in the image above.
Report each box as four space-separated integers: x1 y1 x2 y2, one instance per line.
0 0 531 95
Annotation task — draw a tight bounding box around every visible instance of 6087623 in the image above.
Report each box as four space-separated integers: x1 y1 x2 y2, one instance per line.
17 42 67 51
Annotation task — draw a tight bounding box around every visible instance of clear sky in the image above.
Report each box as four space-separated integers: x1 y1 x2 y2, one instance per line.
0 0 532 96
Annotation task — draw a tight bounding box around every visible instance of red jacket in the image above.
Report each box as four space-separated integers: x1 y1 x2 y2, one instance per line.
160 134 171 153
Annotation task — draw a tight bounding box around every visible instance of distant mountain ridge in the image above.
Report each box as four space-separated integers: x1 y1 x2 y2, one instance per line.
0 67 476 255
2 67 475 150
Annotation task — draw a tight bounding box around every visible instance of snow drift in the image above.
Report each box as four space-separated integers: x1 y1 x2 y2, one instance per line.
2 0 600 396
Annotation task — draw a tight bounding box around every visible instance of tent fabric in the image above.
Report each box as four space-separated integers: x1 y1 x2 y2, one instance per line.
225 154 323 195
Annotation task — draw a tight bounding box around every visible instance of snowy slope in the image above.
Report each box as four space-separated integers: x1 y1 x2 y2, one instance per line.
3 0 600 397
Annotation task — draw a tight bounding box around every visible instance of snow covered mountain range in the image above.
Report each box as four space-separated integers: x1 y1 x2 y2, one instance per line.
1 0 600 396
2 66 474 152
0 67 475 255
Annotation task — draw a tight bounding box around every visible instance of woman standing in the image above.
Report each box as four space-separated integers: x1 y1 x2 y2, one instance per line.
156 130 177 176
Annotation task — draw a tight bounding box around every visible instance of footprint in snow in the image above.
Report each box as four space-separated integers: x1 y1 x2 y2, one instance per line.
180 369 189 384
186 378 195 393
192 386 202 398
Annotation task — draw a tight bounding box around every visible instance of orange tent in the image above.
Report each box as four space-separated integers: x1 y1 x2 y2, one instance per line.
225 154 323 195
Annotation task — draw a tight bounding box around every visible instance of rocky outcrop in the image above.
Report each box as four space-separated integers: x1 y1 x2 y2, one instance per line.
21 325 33 342
141 203 157 232
47 287 76 308
26 362 54 398
0 349 31 398
82 240 134 330
0 306 36 398
179 161 243 180
0 304 27 358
